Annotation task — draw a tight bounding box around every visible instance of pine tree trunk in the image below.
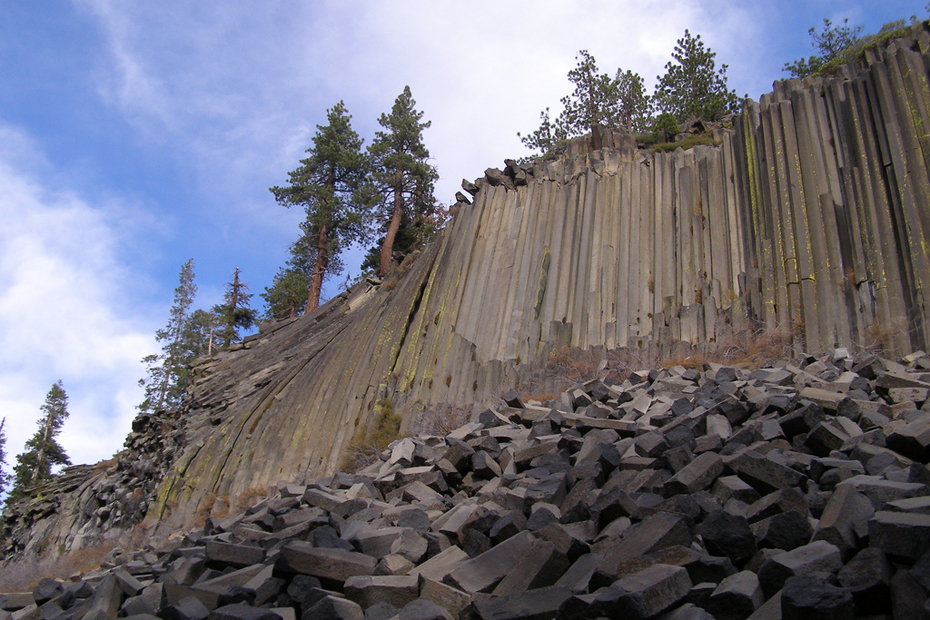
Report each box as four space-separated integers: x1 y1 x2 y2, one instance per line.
380 173 403 278
305 225 328 313
591 114 602 151
31 416 52 485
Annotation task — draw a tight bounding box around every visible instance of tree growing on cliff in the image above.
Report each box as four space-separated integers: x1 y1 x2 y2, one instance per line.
270 101 369 313
213 267 257 348
558 50 620 150
365 86 438 277
783 18 862 78
7 382 70 503
517 108 567 157
653 30 740 123
519 51 650 155
138 259 207 413
261 264 311 321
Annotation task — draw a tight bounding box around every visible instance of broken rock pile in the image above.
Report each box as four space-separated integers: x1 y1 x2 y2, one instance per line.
8 350 930 619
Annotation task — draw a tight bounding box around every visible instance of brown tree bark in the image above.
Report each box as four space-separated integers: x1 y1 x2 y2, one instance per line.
380 171 404 278
305 224 328 313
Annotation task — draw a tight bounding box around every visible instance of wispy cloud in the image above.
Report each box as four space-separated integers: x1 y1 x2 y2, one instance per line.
0 122 157 467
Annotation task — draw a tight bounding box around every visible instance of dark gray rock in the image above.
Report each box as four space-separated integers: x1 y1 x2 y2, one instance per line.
780 574 853 620
836 547 892 615
162 597 210 620
699 510 757 565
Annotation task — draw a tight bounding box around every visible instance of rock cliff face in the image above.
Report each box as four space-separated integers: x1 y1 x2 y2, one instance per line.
5 26 930 553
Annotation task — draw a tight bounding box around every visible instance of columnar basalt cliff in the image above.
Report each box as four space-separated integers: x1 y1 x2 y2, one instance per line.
4 26 930 553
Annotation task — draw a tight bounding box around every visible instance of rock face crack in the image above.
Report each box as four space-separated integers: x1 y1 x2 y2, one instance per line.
389 267 432 377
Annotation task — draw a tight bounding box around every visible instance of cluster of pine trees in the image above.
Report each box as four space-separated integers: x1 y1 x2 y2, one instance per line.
137 260 257 414
519 10 930 157
0 381 71 506
262 86 443 322
518 30 742 156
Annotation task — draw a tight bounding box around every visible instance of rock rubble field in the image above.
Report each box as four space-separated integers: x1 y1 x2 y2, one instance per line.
8 349 930 619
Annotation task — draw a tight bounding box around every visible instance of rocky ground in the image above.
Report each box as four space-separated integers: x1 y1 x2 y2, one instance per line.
6 349 930 619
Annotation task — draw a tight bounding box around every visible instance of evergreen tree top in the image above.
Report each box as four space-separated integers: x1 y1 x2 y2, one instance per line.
270 101 370 244
369 86 436 185
653 30 740 123
286 101 368 196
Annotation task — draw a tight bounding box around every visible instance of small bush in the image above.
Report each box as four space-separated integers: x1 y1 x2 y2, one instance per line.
651 113 680 142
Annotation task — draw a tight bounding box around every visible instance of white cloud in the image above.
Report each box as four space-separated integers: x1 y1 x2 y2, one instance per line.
0 122 157 469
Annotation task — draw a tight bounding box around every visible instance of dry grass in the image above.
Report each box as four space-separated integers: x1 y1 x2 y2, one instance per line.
661 354 708 370
516 347 612 398
520 393 559 404
0 541 116 592
863 321 893 356
235 486 269 511
409 404 471 436
340 399 404 472
547 349 599 382
655 329 797 371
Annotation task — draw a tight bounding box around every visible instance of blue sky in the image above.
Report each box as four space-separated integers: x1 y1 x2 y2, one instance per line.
0 0 924 470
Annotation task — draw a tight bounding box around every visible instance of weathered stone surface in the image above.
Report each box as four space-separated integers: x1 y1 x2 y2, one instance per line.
699 510 757 565
585 564 692 620
664 452 723 496
466 585 572 620
205 542 264 568
836 547 892 615
780 574 853 620
343 576 418 610
207 604 280 620
445 531 535 594
303 596 364 620
277 542 377 582
597 513 692 575
706 571 764 620
751 510 812 551
869 510 930 561
162 597 210 620
757 541 843 596
727 450 805 493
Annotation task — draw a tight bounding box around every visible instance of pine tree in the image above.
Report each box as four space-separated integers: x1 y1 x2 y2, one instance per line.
517 108 567 156
653 30 740 123
213 267 257 348
0 418 9 497
558 50 616 149
614 69 651 133
7 382 70 502
519 51 649 156
138 259 203 413
261 267 311 322
270 101 369 313
366 86 439 278
784 18 862 78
